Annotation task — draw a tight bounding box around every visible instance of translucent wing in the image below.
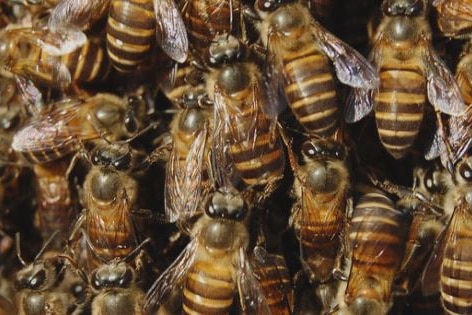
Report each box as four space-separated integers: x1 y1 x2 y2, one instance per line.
11 98 99 156
434 0 472 37
343 35 383 123
425 47 467 116
311 20 379 89
154 0 189 63
48 0 110 30
14 76 44 114
144 238 198 312
164 121 209 223
237 247 272 315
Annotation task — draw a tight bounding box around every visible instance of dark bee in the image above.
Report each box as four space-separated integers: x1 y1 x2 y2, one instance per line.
13 234 88 315
339 190 407 315
346 0 466 159
253 0 379 139
49 0 188 72
286 135 350 285
144 188 271 314
11 93 146 164
69 142 144 271
434 0 472 38
207 34 285 194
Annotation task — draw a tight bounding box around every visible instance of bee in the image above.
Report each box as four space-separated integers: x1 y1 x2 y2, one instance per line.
69 142 144 271
14 233 89 315
181 0 241 59
207 34 285 194
339 190 407 315
434 0 472 38
11 92 147 164
346 0 466 159
48 0 188 72
32 157 78 249
88 239 150 315
3 26 110 90
253 0 379 139
250 245 294 315
419 156 472 315
456 40 472 104
144 188 271 314
284 134 350 286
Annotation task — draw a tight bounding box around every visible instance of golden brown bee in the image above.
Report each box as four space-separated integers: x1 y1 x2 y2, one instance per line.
339 190 407 315
346 0 466 159
14 235 89 315
3 26 110 90
181 0 240 59
250 246 293 315
49 0 188 72
88 239 150 315
286 135 350 285
32 157 78 249
144 189 272 314
207 35 285 193
11 93 147 164
420 156 472 315
253 0 379 139
70 143 144 271
434 0 472 38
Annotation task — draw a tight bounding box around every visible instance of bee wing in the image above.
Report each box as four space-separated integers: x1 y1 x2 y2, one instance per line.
164 123 209 223
11 98 97 155
14 76 44 114
344 43 380 123
144 238 198 311
424 47 467 116
237 247 272 315
48 0 109 30
7 27 87 56
434 0 472 37
311 20 379 89
153 0 189 63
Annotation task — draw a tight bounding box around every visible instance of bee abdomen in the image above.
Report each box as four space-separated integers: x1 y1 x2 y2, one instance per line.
183 262 235 314
21 138 81 164
441 234 472 315
106 0 155 72
375 67 425 159
282 48 338 137
62 39 110 83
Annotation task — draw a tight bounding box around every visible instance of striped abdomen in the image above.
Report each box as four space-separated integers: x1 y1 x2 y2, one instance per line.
441 202 472 315
346 191 405 304
281 44 339 138
20 137 82 164
183 0 239 53
374 63 425 159
183 261 235 315
106 0 155 72
292 188 345 283
252 253 293 314
61 37 111 83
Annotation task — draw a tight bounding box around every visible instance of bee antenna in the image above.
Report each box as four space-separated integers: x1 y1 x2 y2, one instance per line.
15 233 27 267
80 228 108 264
57 254 88 283
34 230 62 261
124 238 151 263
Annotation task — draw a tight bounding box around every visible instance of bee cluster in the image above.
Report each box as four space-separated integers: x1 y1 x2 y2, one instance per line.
0 0 471 314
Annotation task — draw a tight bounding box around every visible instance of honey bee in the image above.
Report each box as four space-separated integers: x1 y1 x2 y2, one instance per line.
3 26 110 90
88 239 150 315
11 92 147 164
48 0 188 72
420 156 472 315
69 142 144 271
253 0 379 139
144 189 271 314
339 190 407 315
434 0 472 38
32 157 78 249
346 0 466 159
207 34 285 194
14 234 89 315
284 134 350 286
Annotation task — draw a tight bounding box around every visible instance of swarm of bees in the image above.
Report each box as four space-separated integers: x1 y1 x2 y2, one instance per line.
1 0 472 314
